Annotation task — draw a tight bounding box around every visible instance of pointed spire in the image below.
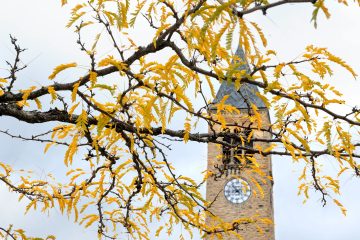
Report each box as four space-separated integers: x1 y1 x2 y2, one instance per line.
234 46 251 72
211 45 266 109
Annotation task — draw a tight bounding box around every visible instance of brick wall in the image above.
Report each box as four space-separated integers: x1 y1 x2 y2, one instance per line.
205 110 275 240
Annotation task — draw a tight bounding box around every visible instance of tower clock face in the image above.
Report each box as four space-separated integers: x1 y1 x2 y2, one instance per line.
224 178 251 204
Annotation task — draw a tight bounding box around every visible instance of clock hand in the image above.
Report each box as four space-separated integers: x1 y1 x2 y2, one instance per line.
231 181 237 190
231 182 240 194
236 187 243 195
231 182 244 196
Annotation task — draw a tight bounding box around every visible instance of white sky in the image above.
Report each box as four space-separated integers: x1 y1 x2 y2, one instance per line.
0 1 360 240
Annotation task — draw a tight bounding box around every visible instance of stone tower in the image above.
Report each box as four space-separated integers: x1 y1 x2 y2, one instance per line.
205 47 275 240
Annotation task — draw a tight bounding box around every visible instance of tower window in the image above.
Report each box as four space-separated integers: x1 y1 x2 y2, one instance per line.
222 128 253 166
222 128 232 165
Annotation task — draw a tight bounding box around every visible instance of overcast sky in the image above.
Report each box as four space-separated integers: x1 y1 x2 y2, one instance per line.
0 1 360 240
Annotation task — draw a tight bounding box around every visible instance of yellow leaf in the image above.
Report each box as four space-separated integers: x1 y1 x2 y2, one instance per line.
250 21 267 47
251 104 262 129
327 53 357 78
25 199 37 214
80 214 99 228
34 98 42 110
274 63 285 78
67 12 86 28
76 110 88 132
155 226 164 237
266 50 277 56
250 177 264 199
48 62 77 80
153 24 171 48
98 56 127 72
14 229 27 239
44 142 55 153
64 134 79 166
184 119 191 143
72 82 80 102
89 71 97 85
287 129 310 153
17 86 36 107
333 199 347 216
298 167 307 181
68 102 80 116
205 76 215 98
48 86 57 102
337 167 349 177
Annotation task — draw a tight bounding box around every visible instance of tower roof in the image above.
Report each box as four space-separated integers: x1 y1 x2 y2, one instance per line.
211 47 266 109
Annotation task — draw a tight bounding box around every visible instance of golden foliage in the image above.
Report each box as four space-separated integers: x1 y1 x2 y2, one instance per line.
48 62 77 80
1 0 359 239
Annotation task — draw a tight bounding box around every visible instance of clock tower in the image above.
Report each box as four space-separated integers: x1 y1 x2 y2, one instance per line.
205 46 275 240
